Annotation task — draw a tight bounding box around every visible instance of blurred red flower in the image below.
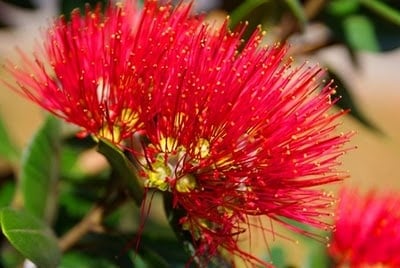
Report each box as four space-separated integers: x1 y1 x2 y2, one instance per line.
329 188 400 267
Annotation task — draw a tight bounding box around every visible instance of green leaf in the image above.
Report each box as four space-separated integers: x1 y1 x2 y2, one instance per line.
0 180 15 208
263 246 287 268
229 0 271 28
60 251 119 268
360 0 400 27
343 14 379 51
327 0 360 16
328 69 382 133
284 0 307 29
303 243 330 268
97 139 144 206
20 115 61 221
0 115 19 163
0 207 61 267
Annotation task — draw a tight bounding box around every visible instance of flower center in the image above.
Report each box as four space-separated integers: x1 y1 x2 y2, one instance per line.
145 161 171 191
141 137 212 193
176 175 197 193
98 108 139 142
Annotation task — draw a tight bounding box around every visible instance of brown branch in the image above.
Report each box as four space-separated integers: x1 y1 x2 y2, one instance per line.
58 205 105 252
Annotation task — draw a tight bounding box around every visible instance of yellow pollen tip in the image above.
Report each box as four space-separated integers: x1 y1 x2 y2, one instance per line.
159 137 177 152
175 175 197 193
194 138 210 158
98 125 121 142
145 164 170 191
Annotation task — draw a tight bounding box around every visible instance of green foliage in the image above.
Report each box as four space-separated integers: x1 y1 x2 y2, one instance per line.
229 0 271 28
0 208 61 267
284 0 307 30
0 115 19 164
360 0 400 26
264 246 287 268
97 139 144 206
0 180 15 208
20 116 61 221
325 0 400 52
343 14 379 51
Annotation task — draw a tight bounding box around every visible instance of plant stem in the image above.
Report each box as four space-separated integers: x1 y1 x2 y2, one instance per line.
58 205 105 252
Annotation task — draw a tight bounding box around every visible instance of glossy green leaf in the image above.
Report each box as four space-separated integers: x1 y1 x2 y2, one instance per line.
284 0 307 29
343 14 379 51
20 116 61 221
360 0 400 27
0 207 61 267
0 115 19 163
328 69 382 133
97 139 144 206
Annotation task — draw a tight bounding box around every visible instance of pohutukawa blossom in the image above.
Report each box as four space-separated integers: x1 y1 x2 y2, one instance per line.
4 0 353 266
329 188 400 268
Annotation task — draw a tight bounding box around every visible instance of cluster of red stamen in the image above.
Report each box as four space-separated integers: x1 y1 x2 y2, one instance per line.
5 1 353 266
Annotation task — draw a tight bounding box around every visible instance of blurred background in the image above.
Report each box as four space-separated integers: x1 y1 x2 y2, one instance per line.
0 0 400 266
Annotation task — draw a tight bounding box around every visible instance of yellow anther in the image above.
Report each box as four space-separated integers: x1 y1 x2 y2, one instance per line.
174 112 187 128
145 163 171 191
159 136 177 152
98 125 121 142
194 138 210 158
120 108 139 126
176 175 197 193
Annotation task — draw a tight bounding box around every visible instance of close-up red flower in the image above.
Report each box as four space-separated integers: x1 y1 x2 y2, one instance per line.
329 188 400 268
3 0 354 266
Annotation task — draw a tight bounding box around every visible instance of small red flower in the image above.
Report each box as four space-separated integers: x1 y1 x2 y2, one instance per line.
329 188 400 268
5 1 142 143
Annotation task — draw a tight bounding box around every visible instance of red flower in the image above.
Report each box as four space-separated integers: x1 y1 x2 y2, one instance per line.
5 0 353 266
329 188 400 268
5 1 142 143
118 1 353 266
